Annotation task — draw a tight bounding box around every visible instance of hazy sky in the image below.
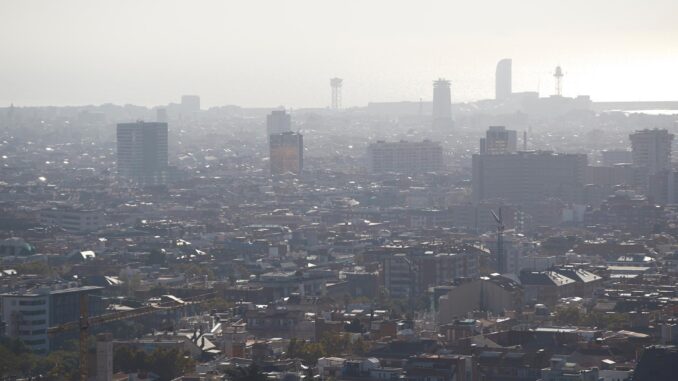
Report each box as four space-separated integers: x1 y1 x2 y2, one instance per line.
1 0 677 108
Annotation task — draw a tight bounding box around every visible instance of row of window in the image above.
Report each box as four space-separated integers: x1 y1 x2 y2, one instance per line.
19 329 46 335
23 338 47 345
18 300 46 306
21 309 46 316
22 319 47 326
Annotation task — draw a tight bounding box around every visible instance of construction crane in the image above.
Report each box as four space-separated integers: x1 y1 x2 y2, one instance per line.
490 208 505 274
47 292 216 381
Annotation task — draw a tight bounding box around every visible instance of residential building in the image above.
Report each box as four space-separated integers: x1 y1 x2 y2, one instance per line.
472 151 587 204
480 126 517 155
39 207 106 233
270 131 303 175
630 129 673 175
382 253 413 301
1 285 104 353
437 275 522 324
367 140 443 173
600 150 632 166
116 121 169 186
519 271 576 306
540 356 600 381
266 110 291 136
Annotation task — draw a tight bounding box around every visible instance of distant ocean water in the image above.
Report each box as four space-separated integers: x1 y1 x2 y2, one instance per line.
620 110 678 115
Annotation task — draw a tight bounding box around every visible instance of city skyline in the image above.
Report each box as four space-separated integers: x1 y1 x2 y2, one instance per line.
3 2 678 379
1 0 677 108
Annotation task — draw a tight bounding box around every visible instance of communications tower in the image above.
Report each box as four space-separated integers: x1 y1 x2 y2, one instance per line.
554 66 564 96
330 78 343 109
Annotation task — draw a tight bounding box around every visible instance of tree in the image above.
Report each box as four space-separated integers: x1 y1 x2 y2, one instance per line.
224 363 268 381
148 348 194 380
287 333 365 365
114 346 135 372
345 318 363 333
0 337 79 379
146 248 167 265
114 346 194 379
15 260 55 277
554 306 583 326
349 338 371 357
45 350 79 380
206 296 233 312
286 338 326 365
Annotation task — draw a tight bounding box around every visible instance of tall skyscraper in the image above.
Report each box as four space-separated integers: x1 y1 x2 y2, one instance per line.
270 131 303 175
480 126 517 155
472 151 587 204
495 58 512 100
630 129 674 175
432 79 452 130
116 121 169 186
266 110 292 136
367 140 444 173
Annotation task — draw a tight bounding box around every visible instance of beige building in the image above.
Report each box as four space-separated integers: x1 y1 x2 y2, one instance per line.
437 275 522 325
367 140 443 173
270 131 303 175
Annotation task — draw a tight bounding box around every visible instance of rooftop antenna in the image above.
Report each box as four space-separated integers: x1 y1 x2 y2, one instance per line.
554 66 564 96
490 208 505 274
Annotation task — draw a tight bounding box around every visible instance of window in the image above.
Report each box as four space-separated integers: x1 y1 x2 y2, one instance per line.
24 338 46 345
19 299 46 306
21 310 46 316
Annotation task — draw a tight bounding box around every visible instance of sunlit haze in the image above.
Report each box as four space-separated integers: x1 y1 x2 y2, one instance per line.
1 0 677 107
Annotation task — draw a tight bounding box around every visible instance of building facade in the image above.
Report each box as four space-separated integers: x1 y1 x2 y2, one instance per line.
630 129 674 175
367 140 443 173
495 58 512 100
472 151 587 204
270 131 303 175
480 126 517 155
39 207 105 233
116 121 169 186
266 110 292 136
180 95 200 114
1 285 104 353
432 79 452 130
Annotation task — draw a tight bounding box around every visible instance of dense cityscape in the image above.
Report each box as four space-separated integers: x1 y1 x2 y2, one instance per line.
1 57 678 380
2 1 678 380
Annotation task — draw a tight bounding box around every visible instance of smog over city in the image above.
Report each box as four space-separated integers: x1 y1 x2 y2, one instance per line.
0 1 677 380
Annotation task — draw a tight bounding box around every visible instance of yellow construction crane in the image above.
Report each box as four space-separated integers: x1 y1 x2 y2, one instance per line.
47 292 216 381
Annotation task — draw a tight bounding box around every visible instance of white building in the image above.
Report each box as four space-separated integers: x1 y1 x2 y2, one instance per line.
1 285 104 353
367 140 443 173
1 289 50 352
39 207 105 233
